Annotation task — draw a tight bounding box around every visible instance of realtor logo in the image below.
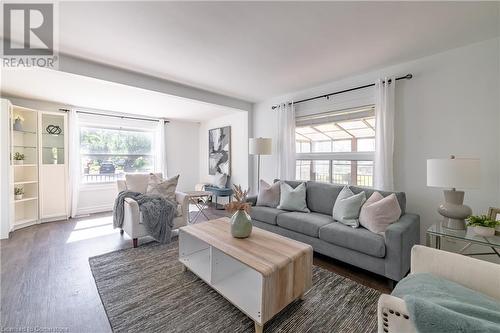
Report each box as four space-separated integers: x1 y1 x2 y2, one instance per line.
2 2 58 68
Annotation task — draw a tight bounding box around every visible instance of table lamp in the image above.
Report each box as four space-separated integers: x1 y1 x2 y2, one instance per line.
249 138 272 191
427 156 480 229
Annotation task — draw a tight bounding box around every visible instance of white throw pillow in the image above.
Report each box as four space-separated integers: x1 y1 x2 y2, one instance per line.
146 174 179 203
125 173 157 193
359 192 401 234
332 186 366 228
212 172 228 188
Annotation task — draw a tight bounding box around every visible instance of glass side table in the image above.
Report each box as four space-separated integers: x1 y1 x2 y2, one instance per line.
426 223 500 258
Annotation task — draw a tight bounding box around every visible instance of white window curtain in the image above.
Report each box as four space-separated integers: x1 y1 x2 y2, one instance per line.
277 102 296 180
68 109 80 218
374 77 396 191
155 120 167 177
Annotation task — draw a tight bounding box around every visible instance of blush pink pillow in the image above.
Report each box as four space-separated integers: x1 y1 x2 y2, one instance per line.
359 192 401 234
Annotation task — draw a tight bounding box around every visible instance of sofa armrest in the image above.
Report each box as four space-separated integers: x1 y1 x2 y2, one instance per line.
175 191 190 226
384 213 420 281
411 245 500 299
124 197 140 220
377 294 416 333
247 195 257 206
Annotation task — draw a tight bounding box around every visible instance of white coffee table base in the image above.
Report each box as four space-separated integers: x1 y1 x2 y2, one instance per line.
179 232 263 326
178 218 312 333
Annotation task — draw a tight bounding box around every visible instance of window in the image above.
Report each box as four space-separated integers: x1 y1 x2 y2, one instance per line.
295 107 375 187
80 126 155 183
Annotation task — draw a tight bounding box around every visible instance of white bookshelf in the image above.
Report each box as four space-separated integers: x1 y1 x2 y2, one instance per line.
10 106 39 230
6 103 69 233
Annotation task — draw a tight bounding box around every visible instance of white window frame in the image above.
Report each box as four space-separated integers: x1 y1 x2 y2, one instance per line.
78 117 158 186
295 105 375 186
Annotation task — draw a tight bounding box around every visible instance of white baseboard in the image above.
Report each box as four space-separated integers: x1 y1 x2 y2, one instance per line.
77 204 113 216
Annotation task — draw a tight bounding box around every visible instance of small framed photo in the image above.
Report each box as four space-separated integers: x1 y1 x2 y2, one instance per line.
487 207 500 222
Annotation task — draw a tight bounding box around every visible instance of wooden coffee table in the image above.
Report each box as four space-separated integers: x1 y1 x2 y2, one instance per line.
179 218 313 333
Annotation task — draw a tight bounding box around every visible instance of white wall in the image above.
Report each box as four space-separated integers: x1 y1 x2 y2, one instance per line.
199 112 249 192
165 120 200 192
252 38 500 245
77 184 117 215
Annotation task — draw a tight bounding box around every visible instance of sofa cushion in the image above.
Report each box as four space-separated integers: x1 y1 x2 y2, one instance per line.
332 186 366 228
277 182 310 213
359 192 402 234
250 206 286 225
319 222 386 257
146 174 179 203
305 181 344 215
257 180 280 208
351 185 406 215
277 212 334 237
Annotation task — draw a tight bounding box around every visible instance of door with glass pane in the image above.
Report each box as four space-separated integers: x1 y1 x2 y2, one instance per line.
39 111 68 221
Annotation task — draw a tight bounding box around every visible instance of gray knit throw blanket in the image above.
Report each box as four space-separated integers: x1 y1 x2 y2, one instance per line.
113 191 176 244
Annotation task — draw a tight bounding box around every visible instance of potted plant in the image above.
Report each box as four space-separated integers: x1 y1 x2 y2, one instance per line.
14 187 24 200
13 114 24 131
225 184 252 238
466 215 500 237
13 152 25 165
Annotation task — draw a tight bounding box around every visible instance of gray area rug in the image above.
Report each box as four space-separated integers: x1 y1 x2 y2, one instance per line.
89 241 380 333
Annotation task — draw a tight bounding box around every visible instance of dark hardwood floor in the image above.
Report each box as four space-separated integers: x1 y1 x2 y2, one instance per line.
1 205 390 332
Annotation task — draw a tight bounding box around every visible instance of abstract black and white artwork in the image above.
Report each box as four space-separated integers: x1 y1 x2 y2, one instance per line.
209 126 230 175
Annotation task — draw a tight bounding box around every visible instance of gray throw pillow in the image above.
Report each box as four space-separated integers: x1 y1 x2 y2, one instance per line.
256 180 280 208
146 174 179 203
332 186 366 228
277 182 310 213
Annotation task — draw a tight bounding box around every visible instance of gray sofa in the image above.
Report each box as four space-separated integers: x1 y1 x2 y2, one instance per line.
248 180 420 282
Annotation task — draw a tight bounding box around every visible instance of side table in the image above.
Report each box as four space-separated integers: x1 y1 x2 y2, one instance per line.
426 223 500 258
204 186 233 210
184 191 212 224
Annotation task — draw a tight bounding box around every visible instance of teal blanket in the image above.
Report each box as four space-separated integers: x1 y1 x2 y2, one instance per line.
392 273 500 333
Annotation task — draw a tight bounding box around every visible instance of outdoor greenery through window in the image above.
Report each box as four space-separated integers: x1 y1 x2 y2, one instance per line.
295 110 375 187
80 127 154 183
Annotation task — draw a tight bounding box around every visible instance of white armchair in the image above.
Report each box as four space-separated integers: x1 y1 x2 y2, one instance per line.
117 174 189 247
377 245 500 333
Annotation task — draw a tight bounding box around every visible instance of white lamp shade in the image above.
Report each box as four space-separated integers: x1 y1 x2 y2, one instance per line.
249 138 272 155
427 158 480 189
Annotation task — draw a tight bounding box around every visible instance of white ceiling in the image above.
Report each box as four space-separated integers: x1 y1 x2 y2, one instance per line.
0 68 239 121
53 1 500 102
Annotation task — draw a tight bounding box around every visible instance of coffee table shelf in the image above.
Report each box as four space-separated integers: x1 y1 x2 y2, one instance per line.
179 218 313 333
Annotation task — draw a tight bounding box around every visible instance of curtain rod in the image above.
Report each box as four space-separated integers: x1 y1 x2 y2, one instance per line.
271 73 412 110
59 109 169 123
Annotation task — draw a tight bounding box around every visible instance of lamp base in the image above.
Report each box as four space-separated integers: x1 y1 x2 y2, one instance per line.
438 189 471 230
441 217 466 230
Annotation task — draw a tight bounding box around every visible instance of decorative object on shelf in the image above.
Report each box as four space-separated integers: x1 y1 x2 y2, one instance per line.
487 207 500 235
45 124 62 135
209 126 230 176
14 187 24 200
13 114 24 131
249 137 272 192
51 147 58 164
225 184 252 238
427 156 480 230
13 152 25 165
466 215 499 237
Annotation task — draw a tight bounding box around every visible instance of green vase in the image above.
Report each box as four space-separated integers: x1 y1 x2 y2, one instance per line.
230 210 252 238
